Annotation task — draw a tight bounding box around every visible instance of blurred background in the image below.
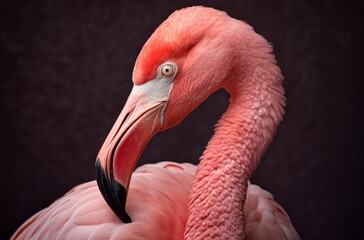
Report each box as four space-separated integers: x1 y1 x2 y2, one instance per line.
1 0 362 239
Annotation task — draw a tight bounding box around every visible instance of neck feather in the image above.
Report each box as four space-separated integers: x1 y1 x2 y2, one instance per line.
183 48 285 239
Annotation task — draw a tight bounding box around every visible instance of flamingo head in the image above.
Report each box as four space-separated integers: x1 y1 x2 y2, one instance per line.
96 7 260 222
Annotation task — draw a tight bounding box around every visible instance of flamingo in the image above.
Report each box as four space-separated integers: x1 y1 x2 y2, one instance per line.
12 6 300 240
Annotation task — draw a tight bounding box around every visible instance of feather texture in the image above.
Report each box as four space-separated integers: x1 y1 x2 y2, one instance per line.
12 162 298 240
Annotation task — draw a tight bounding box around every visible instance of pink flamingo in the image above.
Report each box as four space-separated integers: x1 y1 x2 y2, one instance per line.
12 7 300 240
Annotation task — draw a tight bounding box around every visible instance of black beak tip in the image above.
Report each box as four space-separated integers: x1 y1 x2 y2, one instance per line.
96 159 132 223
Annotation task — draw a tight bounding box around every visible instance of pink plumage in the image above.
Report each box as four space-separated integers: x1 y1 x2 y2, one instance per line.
13 163 298 239
12 6 300 239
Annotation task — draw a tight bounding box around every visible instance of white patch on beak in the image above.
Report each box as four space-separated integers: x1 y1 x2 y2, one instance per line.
129 61 177 124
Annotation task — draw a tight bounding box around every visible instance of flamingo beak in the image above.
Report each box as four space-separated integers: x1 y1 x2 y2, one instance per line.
95 84 168 223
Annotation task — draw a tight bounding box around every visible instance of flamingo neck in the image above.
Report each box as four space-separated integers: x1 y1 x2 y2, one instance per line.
183 54 285 239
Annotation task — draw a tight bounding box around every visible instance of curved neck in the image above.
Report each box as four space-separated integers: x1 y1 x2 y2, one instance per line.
183 51 285 239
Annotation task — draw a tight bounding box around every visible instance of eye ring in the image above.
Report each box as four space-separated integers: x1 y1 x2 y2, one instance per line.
160 63 175 77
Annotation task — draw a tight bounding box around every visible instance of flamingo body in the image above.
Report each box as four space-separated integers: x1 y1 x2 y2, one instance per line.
13 163 194 240
13 163 298 240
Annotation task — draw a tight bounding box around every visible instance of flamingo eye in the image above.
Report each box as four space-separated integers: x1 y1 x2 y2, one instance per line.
160 63 175 77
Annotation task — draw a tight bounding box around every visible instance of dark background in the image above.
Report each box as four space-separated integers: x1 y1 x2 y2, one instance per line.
1 0 362 239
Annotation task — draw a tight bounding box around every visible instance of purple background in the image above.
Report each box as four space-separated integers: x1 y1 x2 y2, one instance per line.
1 1 362 239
